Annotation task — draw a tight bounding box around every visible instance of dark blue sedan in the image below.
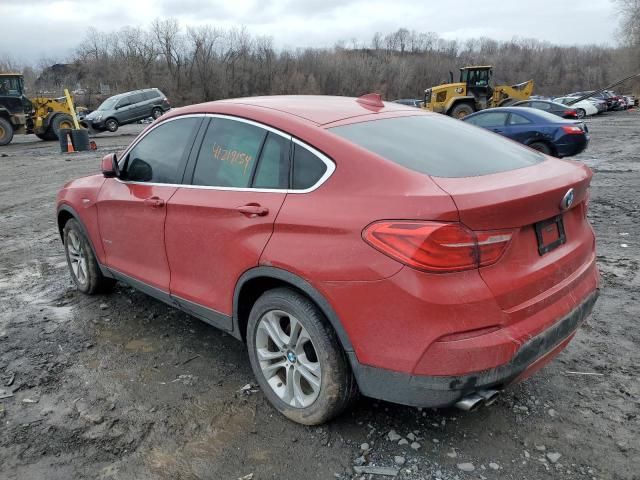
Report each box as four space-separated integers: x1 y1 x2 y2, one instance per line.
462 107 589 158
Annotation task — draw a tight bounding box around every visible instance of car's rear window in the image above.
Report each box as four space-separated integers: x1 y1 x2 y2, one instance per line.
330 115 544 178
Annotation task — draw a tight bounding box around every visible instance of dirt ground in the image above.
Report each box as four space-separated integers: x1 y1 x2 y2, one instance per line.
0 112 638 480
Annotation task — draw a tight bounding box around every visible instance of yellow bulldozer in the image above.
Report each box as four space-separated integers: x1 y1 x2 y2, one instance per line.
0 73 78 146
423 66 534 118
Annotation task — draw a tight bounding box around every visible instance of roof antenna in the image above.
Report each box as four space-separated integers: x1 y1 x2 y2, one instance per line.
356 93 384 108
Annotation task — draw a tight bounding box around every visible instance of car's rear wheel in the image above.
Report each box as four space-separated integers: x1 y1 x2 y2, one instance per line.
246 288 357 425
105 118 119 132
152 107 163 119
576 108 586 119
529 141 552 155
63 219 115 294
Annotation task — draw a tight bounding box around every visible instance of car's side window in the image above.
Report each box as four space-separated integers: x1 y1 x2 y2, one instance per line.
129 93 145 104
116 95 132 109
292 144 327 190
533 101 550 110
192 118 267 188
122 117 200 183
466 112 508 128
252 133 291 189
508 113 531 125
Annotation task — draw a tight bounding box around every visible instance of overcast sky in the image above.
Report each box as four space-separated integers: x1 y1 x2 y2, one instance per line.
1 0 620 65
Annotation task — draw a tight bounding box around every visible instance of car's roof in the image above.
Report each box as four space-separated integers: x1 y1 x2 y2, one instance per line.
211 95 418 125
465 106 574 123
108 88 159 100
514 99 566 106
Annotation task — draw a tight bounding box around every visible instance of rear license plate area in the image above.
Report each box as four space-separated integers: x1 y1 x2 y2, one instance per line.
535 215 566 255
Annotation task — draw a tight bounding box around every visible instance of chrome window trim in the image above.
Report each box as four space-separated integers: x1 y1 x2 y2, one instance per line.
117 113 335 194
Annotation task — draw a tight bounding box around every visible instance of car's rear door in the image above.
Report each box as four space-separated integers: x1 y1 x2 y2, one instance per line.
504 112 540 144
164 116 290 326
97 116 202 291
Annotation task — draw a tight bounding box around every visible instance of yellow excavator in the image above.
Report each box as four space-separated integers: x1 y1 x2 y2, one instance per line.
423 66 534 118
0 73 78 146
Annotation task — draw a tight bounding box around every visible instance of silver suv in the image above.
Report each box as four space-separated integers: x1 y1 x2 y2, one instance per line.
84 88 170 133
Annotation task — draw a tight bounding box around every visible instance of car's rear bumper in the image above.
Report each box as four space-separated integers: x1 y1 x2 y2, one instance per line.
349 290 598 407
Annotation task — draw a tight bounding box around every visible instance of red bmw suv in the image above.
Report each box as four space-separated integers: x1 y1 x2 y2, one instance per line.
56 94 599 425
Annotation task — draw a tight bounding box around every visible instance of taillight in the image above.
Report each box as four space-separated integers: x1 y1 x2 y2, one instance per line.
362 221 513 273
564 110 577 117
562 125 583 135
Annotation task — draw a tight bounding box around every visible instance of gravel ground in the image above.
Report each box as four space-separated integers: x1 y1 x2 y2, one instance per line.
0 112 638 480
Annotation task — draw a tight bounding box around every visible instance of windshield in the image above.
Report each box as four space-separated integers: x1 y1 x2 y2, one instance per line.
0 77 23 96
330 114 543 178
97 97 118 111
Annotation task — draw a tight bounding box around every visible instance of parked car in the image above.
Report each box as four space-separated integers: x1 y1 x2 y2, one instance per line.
625 95 637 107
392 98 424 108
462 106 589 157
84 88 170 132
511 99 578 119
553 96 599 117
56 95 599 424
570 91 616 110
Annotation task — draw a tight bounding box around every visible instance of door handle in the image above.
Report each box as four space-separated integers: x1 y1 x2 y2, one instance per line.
237 203 269 217
143 196 165 208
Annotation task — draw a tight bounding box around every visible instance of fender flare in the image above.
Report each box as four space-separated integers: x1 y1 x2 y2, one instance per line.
56 204 112 277
232 266 355 354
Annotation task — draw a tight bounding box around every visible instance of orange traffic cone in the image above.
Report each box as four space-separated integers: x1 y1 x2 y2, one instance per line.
66 133 76 153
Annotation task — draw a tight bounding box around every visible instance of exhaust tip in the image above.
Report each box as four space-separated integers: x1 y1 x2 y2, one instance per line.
477 389 501 406
455 393 484 412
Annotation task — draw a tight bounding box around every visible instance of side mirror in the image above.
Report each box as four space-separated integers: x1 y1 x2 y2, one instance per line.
101 153 119 178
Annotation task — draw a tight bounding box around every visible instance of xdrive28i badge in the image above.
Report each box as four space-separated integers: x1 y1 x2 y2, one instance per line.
560 188 575 211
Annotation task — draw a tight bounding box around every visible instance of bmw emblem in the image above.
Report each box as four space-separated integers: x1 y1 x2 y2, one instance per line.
560 188 575 211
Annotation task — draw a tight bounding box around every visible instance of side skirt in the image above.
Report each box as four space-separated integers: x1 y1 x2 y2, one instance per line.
106 268 233 332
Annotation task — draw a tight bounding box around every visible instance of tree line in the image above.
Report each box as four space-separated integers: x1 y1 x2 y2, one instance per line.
3 17 639 109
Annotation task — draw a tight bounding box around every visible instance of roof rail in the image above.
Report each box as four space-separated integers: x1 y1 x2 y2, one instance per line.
356 93 384 108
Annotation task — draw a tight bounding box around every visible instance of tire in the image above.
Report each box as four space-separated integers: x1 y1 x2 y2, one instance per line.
246 288 358 425
63 219 115 294
71 129 90 151
105 118 119 132
35 129 58 141
449 103 474 119
528 141 552 155
50 114 75 140
576 108 586 119
152 107 163 120
0 117 14 146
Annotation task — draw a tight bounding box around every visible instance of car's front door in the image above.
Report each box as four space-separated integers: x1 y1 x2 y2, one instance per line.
127 93 148 122
466 111 509 136
97 116 202 291
114 95 134 123
165 117 291 326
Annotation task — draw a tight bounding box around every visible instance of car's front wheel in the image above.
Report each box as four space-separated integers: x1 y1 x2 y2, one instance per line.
63 219 115 294
246 288 357 425
105 118 119 132
576 108 586 119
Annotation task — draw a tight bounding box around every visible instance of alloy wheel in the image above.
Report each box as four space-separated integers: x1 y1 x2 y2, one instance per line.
255 310 322 408
67 230 88 286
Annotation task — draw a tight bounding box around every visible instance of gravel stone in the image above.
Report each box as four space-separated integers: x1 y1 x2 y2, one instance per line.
546 452 562 464
457 462 475 472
